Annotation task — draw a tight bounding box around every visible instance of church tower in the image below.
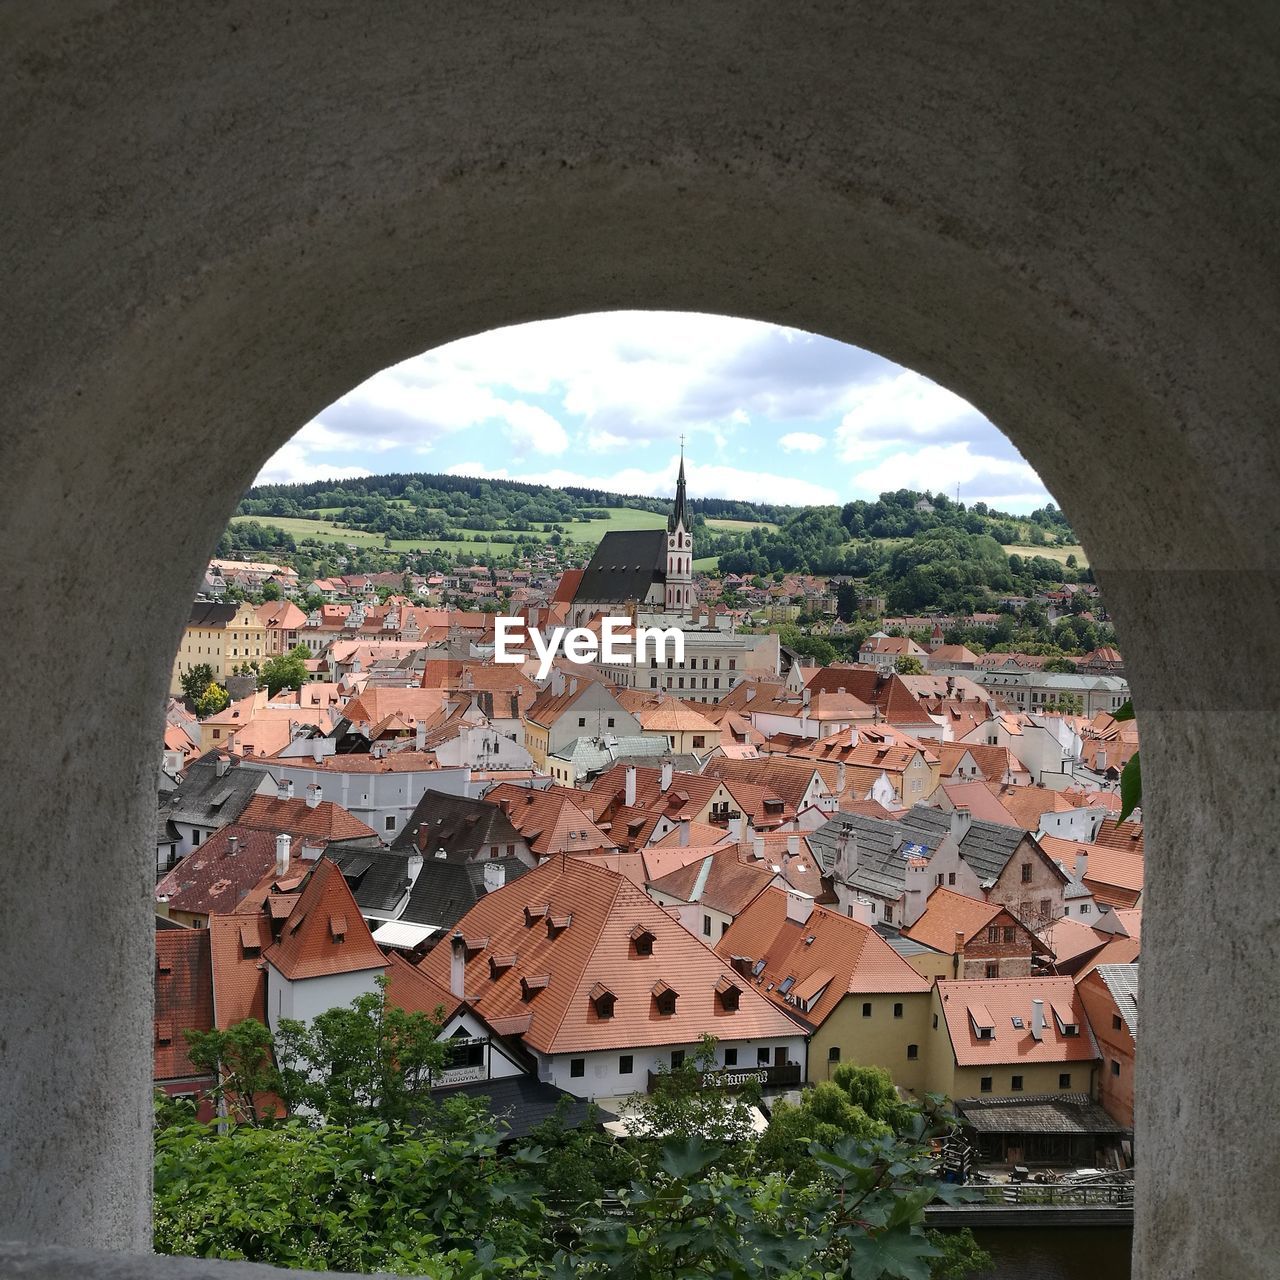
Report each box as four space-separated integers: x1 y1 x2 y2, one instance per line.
664 444 695 612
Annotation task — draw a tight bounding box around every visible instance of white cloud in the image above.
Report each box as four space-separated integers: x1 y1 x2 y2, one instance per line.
851 442 1049 506
779 431 825 454
255 441 372 486
502 400 568 455
445 458 839 507
835 372 986 462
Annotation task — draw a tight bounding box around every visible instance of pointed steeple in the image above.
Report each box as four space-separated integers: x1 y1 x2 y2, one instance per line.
668 440 688 532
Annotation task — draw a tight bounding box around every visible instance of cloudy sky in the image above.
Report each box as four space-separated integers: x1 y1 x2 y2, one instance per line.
258 312 1052 512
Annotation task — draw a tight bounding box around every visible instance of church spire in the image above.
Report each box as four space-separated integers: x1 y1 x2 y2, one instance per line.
668 438 688 532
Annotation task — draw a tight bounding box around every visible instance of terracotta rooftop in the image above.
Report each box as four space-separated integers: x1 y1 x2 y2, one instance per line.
416 855 803 1054
936 976 1100 1067
155 826 302 917
263 858 387 982
485 783 618 857
208 911 273 1028
154 928 214 1082
905 888 1006 952
716 888 930 1028
637 697 718 733
647 844 776 918
237 793 378 843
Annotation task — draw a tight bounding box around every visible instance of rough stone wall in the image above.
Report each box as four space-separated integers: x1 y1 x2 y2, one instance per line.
2 4 1279 1276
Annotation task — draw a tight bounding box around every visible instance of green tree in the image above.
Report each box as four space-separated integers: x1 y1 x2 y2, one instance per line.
260 581 281 601
193 681 230 718
259 643 311 696
179 662 214 704
183 1018 283 1126
894 654 926 675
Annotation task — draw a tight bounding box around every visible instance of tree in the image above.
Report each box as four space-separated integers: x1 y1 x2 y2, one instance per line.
179 662 214 704
194 681 230 718
271 977 448 1126
260 581 281 601
894 654 926 675
184 1018 283 1126
259 643 310 696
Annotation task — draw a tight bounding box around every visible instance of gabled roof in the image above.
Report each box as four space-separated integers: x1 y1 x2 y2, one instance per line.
574 529 666 603
208 911 273 1028
637 698 718 734
982 782 1075 830
238 794 378 844
186 600 239 629
156 825 301 917
1039 834 1143 909
485 783 618 857
396 857 531 932
899 806 1048 887
160 752 271 829
701 756 826 810
647 845 775 917
383 950 462 1024
802 667 935 726
936 976 1100 1067
391 790 526 859
263 859 387 981
1093 963 1139 1036
416 856 802 1054
716 888 930 1027
155 928 214 1081
905 888 1007 952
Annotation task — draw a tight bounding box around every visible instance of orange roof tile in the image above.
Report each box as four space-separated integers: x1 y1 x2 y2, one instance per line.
716 888 930 1028
383 951 462 1024
208 912 273 1028
647 845 776 917
936 977 1100 1067
637 698 718 733
237 794 378 843
905 888 1004 952
1039 835 1144 908
263 859 387 981
156 827 302 917
416 856 802 1054
155 929 214 1082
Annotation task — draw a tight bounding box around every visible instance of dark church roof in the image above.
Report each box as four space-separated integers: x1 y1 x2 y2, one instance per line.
574 528 667 604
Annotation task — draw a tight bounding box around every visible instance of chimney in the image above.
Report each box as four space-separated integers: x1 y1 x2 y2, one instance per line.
786 834 800 857
660 759 673 793
305 783 322 810
802 687 811 709
625 765 637 807
226 834 238 856
1030 998 1046 1041
276 778 293 802
734 814 748 841
311 740 324 764
449 931 466 998
950 805 972 842
406 851 424 885
784 890 814 926
751 831 765 860
275 833 291 878
678 819 690 847
745 687 755 704
835 762 846 794
483 860 506 893
214 757 230 778
415 721 427 751
1074 852 1088 879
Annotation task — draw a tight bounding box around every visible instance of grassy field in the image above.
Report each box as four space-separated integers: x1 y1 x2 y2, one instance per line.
1008 542 1089 567
705 517 779 533
692 555 721 573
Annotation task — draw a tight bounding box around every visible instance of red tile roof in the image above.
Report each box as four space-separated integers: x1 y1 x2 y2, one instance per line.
416 856 803 1054
263 859 387 981
383 951 462 1023
155 929 214 1081
156 826 302 917
237 794 378 844
486 783 618 856
803 667 935 726
936 976 1100 1067
208 911 273 1028
716 888 930 1028
647 845 776 917
1039 835 1144 909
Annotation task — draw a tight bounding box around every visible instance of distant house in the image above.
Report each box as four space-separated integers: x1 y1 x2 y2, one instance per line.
904 887 1047 980
1076 963 1138 1129
154 927 216 1116
157 751 274 864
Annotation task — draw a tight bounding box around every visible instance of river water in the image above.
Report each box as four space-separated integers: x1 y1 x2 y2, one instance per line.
970 1227 1132 1279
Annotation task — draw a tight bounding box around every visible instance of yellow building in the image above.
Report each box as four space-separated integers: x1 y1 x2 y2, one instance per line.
171 601 269 694
636 696 722 756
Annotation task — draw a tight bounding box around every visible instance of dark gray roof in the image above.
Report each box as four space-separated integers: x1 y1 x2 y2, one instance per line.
1096 964 1139 1037
160 752 269 829
809 812 926 901
898 806 1030 887
398 857 529 931
439 1074 612 1142
187 600 239 628
574 528 666 603
391 790 525 858
329 843 415 914
956 1093 1129 1135
878 927 942 958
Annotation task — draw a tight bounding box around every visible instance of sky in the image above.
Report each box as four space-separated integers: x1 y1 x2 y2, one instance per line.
257 311 1053 512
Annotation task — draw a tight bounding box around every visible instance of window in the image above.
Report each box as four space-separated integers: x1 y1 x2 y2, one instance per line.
729 659 736 670
757 1047 770 1065
619 1054 633 1075
907 1044 918 1060
1080 902 1091 914
1111 1059 1121 1076
893 1002 903 1019
932 1013 938 1029
607 717 615 728
1059 1072 1072 1089
385 815 396 831
578 717 586 728
883 903 893 924
651 676 658 688
693 735 705 748
570 1058 585 1078
1011 1074 1024 1091
862 1002 872 1017
702 914 712 936
1040 898 1051 916
1003 926 1016 943
724 1048 738 1066
980 1076 993 1093
985 962 1000 978
1021 863 1033 883
713 677 720 689
671 1050 685 1069
828 1046 841 1063
1112 1013 1123 1030
936 872 944 887
948 872 956 885
987 926 999 943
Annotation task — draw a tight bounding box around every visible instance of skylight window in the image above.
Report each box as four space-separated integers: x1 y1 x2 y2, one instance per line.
751 958 767 977
778 976 796 994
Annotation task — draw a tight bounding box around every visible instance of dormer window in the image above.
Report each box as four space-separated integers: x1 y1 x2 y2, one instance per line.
652 980 678 1016
715 976 741 1011
589 981 616 1019
520 974 549 1002
329 914 347 942
524 904 549 928
489 953 515 979
968 1003 997 1040
463 935 489 958
630 924 655 956
1053 1004 1080 1036
546 914 572 938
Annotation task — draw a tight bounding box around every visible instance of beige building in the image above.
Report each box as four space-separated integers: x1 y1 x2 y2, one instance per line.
171 600 269 694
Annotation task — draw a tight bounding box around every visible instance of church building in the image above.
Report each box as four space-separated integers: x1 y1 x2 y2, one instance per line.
570 449 697 625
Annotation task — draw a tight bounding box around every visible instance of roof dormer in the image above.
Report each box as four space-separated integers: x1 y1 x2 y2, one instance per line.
589 981 616 1019
630 924 655 956
652 980 678 1016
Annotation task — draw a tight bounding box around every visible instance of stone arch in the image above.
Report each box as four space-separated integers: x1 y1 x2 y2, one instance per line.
2 6 1278 1278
